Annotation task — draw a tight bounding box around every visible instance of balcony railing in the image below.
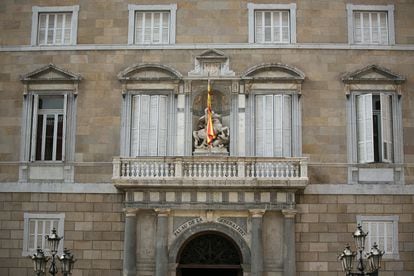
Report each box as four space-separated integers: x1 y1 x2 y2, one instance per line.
113 156 308 181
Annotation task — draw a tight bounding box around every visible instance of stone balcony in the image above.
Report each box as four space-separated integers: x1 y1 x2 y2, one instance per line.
113 156 309 190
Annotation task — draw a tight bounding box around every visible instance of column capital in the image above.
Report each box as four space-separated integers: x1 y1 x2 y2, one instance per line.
282 209 298 218
249 209 265 218
155 208 171 216
123 207 139 217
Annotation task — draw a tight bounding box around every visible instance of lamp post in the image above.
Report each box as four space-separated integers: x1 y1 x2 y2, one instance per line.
30 228 76 276
338 224 384 276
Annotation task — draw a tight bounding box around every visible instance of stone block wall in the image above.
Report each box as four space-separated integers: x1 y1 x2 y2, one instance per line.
296 194 414 276
0 192 124 276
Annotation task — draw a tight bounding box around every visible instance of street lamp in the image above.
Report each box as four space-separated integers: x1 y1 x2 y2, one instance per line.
30 228 76 276
31 248 49 276
338 224 384 276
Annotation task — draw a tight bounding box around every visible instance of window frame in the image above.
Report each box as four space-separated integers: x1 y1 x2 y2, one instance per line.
22 213 65 256
357 215 399 259
247 3 297 44
346 4 395 45
121 90 176 157
128 4 177 45
31 5 79 46
31 93 67 162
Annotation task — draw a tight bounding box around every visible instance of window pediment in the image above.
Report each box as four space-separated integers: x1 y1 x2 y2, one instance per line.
242 63 305 83
188 49 235 77
342 65 405 84
118 63 183 82
20 64 82 83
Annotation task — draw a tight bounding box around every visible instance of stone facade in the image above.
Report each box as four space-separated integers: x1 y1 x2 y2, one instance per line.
0 0 413 276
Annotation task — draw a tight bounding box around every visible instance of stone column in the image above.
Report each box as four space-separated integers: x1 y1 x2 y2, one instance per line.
123 208 137 276
250 209 265 276
155 209 170 276
282 209 298 276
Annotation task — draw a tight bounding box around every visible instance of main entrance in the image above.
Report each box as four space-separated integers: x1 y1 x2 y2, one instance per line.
177 232 243 276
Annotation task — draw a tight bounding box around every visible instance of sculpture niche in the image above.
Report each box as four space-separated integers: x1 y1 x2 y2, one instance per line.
193 108 229 154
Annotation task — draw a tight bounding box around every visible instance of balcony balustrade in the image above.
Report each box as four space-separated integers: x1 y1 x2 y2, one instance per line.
113 156 308 184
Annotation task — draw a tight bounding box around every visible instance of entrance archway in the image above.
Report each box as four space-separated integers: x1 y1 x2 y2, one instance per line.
177 232 243 276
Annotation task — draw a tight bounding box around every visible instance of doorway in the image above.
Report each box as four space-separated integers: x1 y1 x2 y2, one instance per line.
177 232 243 276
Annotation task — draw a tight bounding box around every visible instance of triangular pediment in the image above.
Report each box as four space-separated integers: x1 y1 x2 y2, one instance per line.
242 63 305 82
21 64 82 83
197 49 227 60
342 65 405 84
118 64 182 81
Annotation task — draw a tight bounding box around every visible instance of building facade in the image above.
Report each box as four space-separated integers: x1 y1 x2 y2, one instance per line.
0 0 413 275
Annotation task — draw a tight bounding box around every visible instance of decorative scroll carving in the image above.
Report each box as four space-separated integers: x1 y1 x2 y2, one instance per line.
188 49 235 77
179 233 241 265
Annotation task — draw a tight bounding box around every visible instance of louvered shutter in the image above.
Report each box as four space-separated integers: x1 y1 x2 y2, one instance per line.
131 95 142 156
148 96 159 156
379 12 388 44
255 95 265 156
273 95 283 156
356 94 374 163
157 95 168 156
139 95 151 156
282 95 292 157
380 94 392 163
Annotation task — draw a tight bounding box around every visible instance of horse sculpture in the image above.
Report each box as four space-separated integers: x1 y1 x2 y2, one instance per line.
193 109 229 150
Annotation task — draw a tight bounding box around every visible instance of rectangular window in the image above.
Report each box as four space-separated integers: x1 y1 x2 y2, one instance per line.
135 11 170 44
353 11 388 44
131 95 168 156
248 3 296 44
346 4 394 45
31 95 66 161
255 94 291 157
255 11 290 43
356 93 392 163
128 4 177 45
357 216 399 259
31 6 79 46
38 13 73 45
23 213 65 256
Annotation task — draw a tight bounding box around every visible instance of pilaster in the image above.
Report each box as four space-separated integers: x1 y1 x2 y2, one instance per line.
123 208 138 276
282 209 298 276
249 209 265 276
155 208 170 276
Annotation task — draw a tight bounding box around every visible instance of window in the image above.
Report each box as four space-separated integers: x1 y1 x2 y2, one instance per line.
357 216 399 259
347 4 395 45
356 93 392 163
31 95 66 161
20 64 81 183
248 3 296 44
343 65 405 184
254 94 292 157
131 94 169 156
243 64 304 157
23 213 65 256
128 4 177 45
31 6 79 46
118 64 182 157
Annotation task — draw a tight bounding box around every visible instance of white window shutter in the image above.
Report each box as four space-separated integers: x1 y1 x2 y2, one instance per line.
139 95 151 156
273 95 283 156
356 94 374 163
148 96 159 156
157 95 168 156
131 95 141 156
61 94 67 161
30 95 39 162
255 95 265 156
380 94 393 163
264 95 274 156
282 95 292 157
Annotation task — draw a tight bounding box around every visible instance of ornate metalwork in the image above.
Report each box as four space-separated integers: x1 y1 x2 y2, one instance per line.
179 233 241 265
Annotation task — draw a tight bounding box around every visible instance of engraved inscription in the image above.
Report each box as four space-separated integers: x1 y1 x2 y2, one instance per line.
216 217 246 237
173 217 203 236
